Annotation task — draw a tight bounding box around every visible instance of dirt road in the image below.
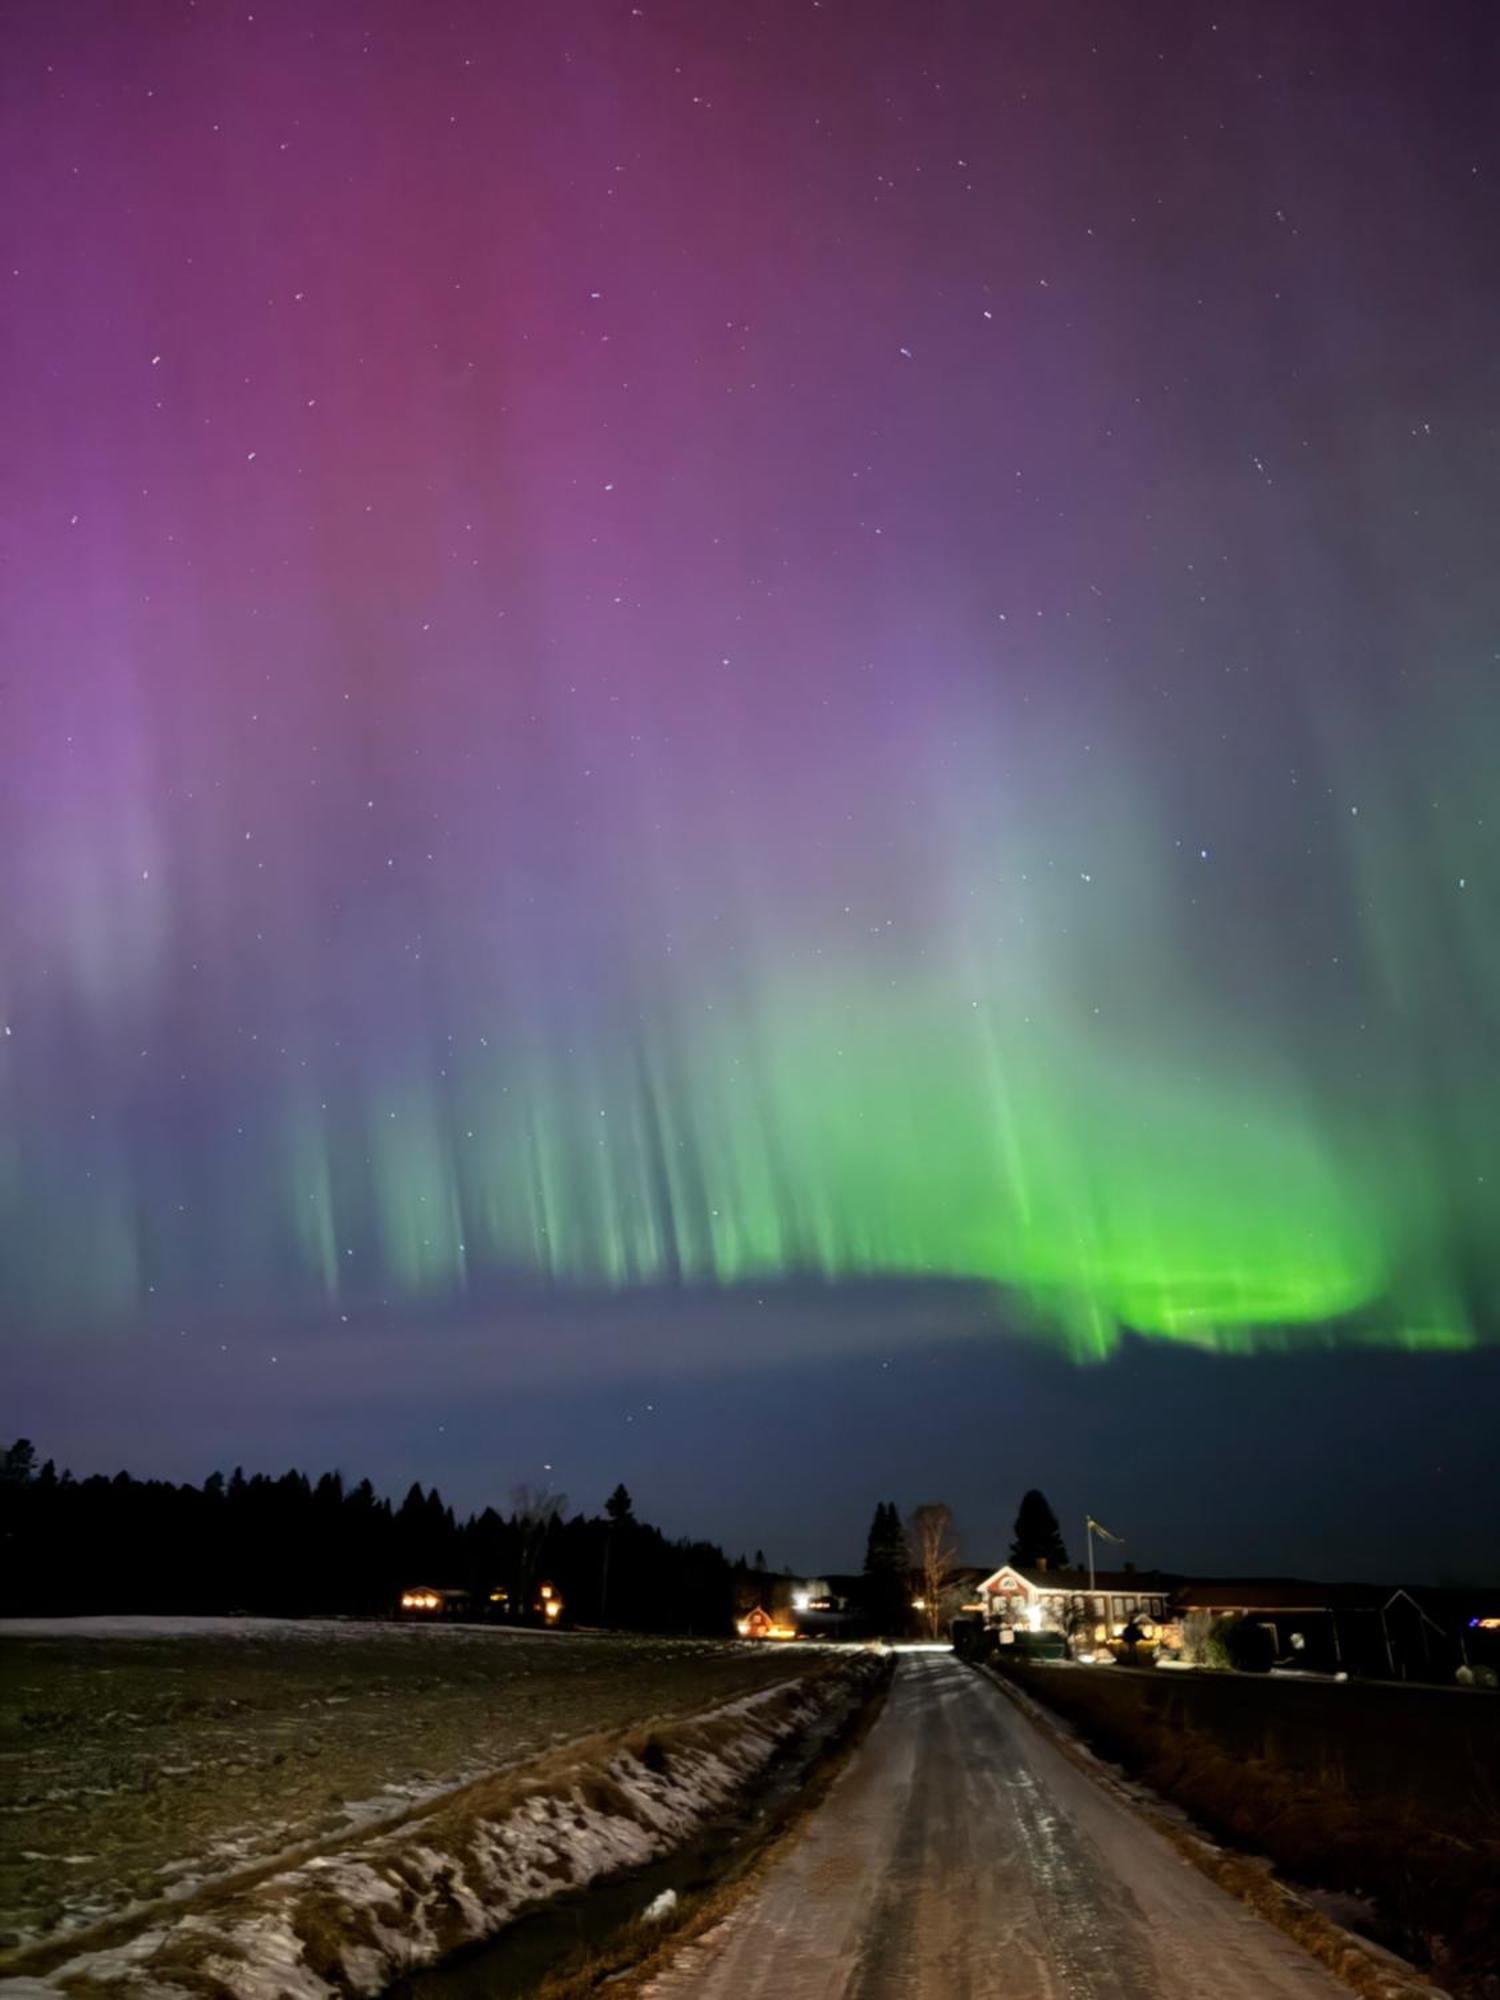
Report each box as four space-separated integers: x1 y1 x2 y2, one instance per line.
643 1650 1359 2000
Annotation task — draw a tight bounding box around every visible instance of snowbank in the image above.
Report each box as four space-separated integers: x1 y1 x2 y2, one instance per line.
0 1653 884 2000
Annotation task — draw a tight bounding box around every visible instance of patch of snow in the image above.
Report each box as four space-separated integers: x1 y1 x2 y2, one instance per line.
0 1616 357 1640
0 1660 881 2000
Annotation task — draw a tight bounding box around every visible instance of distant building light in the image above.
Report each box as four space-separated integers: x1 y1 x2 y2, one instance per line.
792 1590 811 1612
911 1596 927 1612
1472 1616 1500 1630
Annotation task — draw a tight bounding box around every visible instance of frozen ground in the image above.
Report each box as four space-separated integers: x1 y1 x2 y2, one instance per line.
643 1652 1374 2000
0 1617 426 1640
0 1621 813 1953
0 1656 884 1998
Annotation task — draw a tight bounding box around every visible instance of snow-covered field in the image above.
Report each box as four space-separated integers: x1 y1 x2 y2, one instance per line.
0 1655 885 1999
0 1621 820 1964
2 1616 397 1640
0 1615 582 1642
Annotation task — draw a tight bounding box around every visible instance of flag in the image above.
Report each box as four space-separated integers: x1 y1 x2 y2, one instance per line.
1086 1516 1123 1543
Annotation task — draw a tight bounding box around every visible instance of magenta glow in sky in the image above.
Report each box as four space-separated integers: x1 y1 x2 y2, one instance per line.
4 1 1500 1386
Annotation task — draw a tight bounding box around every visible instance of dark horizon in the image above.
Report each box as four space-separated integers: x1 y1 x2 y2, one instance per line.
11 1306 1498 1589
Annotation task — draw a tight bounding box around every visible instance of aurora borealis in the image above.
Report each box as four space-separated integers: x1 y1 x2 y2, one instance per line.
5 0 1500 1408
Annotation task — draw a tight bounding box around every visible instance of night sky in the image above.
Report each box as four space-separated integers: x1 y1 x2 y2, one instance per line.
5 1 1499 1582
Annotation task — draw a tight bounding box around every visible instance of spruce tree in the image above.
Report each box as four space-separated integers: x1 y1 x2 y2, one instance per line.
863 1500 910 1633
1010 1489 1069 1571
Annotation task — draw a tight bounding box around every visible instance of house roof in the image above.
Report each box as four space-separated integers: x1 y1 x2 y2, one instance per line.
1172 1578 1363 1613
981 1564 1173 1595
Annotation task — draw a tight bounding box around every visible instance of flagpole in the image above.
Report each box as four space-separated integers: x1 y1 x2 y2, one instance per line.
1086 1516 1095 1594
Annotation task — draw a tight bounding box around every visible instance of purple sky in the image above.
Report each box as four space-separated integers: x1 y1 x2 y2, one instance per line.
5 1 1499 1578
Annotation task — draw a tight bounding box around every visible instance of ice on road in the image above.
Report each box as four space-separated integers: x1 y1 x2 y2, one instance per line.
644 1652 1353 2000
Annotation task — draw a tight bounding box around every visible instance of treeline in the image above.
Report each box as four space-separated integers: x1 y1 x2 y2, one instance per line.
0 1440 735 1633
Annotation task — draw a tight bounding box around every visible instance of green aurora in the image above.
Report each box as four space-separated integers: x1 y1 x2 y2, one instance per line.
5 0 1498 1375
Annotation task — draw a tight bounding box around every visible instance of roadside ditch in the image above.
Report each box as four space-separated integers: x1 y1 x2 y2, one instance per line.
390 1646 891 2000
979 1661 1459 2000
0 1649 889 2000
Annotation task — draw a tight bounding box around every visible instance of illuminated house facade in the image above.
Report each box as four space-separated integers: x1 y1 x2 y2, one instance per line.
397 1584 472 1618
735 1604 798 1641
976 1565 1500 1680
977 1564 1169 1648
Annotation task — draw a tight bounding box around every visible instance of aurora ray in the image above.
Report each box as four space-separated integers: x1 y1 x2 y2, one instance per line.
3 0 1497 1369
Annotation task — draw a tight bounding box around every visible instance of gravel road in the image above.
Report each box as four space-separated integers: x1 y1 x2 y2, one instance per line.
643 1650 1360 2000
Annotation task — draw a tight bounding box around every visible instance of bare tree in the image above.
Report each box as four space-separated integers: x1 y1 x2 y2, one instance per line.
511 1483 568 1619
510 1481 568 1528
906 1502 958 1642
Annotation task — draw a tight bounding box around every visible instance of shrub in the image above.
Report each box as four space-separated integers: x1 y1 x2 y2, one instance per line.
1220 1616 1276 1673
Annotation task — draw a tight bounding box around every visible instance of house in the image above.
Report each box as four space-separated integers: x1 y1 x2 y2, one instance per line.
976 1563 1171 1654
783 1576 868 1640
974 1562 1500 1682
1170 1578 1387 1675
735 1604 797 1641
536 1581 563 1624
786 1577 837 1613
398 1584 471 1618
1163 1578 1483 1679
